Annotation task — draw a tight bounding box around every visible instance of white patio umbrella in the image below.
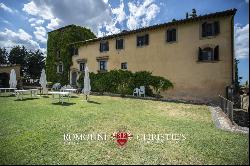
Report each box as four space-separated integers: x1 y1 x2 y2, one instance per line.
9 69 17 88
39 69 47 94
83 66 91 100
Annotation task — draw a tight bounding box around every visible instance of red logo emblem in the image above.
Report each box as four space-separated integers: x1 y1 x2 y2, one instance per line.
112 132 133 147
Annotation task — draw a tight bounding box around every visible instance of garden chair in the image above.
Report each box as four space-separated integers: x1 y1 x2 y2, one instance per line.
133 88 139 96
60 85 67 92
52 83 61 91
66 85 73 89
139 86 145 97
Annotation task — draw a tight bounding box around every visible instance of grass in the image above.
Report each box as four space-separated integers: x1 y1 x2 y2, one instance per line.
0 94 248 165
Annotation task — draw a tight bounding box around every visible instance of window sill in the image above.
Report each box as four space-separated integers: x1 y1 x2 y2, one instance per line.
137 45 148 48
100 51 109 53
166 41 177 44
197 60 220 63
200 35 219 40
97 70 108 73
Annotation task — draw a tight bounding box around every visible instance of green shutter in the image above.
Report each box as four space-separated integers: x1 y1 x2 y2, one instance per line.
202 22 207 37
214 45 219 60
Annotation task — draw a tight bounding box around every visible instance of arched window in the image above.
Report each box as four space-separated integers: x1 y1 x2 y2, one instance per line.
198 45 219 61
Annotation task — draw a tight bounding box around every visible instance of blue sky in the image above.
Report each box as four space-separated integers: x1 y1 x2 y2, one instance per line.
0 0 249 83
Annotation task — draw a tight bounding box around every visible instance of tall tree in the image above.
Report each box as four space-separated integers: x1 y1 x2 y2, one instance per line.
8 46 27 76
26 50 45 79
234 58 242 94
0 47 8 64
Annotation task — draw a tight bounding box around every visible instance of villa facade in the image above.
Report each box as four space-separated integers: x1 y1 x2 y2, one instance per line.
54 9 237 102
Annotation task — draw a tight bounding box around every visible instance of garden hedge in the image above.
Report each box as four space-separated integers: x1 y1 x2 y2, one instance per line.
78 70 173 98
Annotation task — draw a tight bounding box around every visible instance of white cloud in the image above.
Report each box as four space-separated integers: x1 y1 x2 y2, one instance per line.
0 2 16 13
22 0 112 33
46 18 60 30
34 26 47 43
0 28 44 52
23 1 54 20
111 0 126 24
29 18 45 27
127 0 160 30
235 24 249 59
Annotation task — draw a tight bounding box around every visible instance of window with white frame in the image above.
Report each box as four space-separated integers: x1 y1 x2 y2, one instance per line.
99 60 107 71
79 62 85 72
57 63 63 73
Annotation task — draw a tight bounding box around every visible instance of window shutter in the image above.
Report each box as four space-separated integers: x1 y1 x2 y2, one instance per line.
172 29 176 41
121 39 124 49
214 45 219 60
99 43 102 52
202 22 207 37
198 47 202 61
106 41 109 51
137 36 140 46
116 40 118 49
167 30 171 42
214 21 220 35
145 34 149 45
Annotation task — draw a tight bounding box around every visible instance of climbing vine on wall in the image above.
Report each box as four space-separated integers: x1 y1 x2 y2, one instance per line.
46 25 96 85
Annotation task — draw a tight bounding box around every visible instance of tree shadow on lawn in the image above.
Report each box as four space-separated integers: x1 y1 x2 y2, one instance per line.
52 102 76 106
14 98 39 101
0 95 15 98
70 96 79 98
87 100 101 105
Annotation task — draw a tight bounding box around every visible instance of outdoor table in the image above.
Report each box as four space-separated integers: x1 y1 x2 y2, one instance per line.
62 89 77 97
29 89 39 97
48 91 70 104
15 90 30 100
0 88 17 96
14 89 39 100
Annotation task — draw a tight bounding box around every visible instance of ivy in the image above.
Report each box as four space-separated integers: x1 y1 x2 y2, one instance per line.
46 25 96 85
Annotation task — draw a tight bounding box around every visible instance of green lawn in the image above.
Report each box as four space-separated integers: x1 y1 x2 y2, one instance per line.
0 94 248 165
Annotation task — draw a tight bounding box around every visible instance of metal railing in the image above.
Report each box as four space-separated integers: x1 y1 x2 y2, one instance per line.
219 95 234 122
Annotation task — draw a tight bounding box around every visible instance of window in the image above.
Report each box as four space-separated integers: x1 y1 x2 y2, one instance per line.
57 63 63 73
202 21 220 37
137 34 149 47
121 62 127 70
116 39 124 50
70 47 78 56
56 50 60 58
100 41 109 52
79 62 85 72
166 28 177 42
198 45 219 61
99 60 107 71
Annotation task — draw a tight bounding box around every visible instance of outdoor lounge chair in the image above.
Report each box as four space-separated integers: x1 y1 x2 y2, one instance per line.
133 88 139 96
139 86 145 97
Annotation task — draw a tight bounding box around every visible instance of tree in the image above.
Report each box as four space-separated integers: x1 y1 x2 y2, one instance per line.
26 50 45 79
8 46 27 76
0 47 8 64
234 58 241 94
